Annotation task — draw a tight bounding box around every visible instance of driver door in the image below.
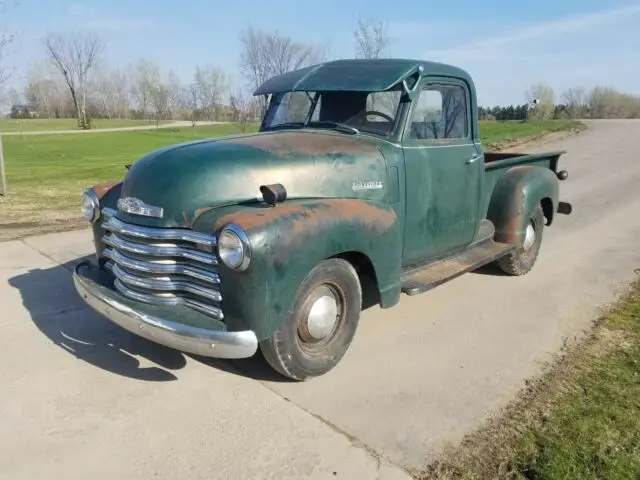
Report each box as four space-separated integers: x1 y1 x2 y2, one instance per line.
401 77 482 266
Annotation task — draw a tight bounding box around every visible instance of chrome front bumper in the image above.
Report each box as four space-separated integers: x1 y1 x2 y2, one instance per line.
73 261 258 359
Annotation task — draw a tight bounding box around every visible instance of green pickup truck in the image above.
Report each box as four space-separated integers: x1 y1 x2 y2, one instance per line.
74 58 572 380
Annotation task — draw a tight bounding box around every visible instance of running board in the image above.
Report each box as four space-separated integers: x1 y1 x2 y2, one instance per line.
401 238 516 296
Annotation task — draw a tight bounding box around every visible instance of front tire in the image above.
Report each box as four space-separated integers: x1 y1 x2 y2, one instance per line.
496 203 545 276
259 258 362 381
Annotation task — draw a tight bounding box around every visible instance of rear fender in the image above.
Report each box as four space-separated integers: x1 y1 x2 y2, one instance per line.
486 166 559 246
193 199 402 340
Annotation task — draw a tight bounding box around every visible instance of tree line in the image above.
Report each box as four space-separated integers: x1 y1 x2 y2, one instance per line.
4 16 392 129
480 83 640 121
3 13 640 128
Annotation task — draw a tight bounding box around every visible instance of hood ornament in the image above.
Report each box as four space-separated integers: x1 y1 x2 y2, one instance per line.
117 197 164 218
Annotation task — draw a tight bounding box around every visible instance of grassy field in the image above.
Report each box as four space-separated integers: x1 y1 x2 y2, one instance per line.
0 119 581 234
479 119 581 148
420 279 640 480
0 118 171 132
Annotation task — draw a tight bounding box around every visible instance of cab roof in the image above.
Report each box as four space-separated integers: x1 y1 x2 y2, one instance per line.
253 58 473 95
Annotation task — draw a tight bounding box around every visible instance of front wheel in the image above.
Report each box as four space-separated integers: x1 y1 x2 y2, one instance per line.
496 204 545 276
259 258 362 381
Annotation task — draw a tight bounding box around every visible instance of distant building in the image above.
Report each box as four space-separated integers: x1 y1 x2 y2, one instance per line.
10 103 40 119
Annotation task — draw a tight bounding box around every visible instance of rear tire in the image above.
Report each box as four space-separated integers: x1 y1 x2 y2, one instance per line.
260 258 362 381
497 204 544 276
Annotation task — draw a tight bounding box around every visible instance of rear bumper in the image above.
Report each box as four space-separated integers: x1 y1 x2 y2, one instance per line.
73 261 258 359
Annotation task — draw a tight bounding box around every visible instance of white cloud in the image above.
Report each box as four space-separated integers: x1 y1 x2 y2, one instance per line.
419 3 640 104
429 3 640 63
67 3 153 32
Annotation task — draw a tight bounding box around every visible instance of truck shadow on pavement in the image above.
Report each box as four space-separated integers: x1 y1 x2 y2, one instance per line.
8 255 188 382
7 256 299 383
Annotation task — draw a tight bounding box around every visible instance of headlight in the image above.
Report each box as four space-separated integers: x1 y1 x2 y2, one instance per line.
81 188 100 223
217 224 251 271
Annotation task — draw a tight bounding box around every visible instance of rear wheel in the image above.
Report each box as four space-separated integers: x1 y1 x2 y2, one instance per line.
497 204 545 276
260 258 362 381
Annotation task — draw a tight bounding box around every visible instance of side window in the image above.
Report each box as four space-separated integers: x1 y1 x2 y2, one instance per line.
409 83 469 140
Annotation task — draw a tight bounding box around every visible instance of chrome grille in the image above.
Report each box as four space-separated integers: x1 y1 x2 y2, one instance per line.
99 210 223 320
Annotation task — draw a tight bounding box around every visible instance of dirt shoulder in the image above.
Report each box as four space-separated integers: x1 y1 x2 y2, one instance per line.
416 275 640 479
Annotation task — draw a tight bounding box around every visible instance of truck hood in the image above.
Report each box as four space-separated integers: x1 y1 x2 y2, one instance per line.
116 129 389 228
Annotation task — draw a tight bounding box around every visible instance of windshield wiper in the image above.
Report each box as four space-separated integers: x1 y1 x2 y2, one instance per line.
308 121 359 135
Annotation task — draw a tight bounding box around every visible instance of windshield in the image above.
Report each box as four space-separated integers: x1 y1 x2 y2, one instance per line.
261 87 403 137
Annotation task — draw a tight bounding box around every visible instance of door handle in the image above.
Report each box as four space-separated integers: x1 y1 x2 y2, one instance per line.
466 154 481 165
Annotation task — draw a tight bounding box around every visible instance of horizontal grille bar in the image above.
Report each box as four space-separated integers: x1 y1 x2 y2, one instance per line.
104 232 218 266
103 248 220 285
100 211 223 321
103 216 217 247
106 261 222 303
113 278 224 320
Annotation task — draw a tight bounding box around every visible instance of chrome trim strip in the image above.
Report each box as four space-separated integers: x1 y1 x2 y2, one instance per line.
113 278 223 320
219 223 251 271
73 262 256 359
83 188 101 223
103 216 217 246
106 261 222 303
103 248 220 284
104 233 218 266
102 207 116 218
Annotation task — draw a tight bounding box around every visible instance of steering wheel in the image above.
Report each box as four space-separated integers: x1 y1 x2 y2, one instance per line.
364 110 394 122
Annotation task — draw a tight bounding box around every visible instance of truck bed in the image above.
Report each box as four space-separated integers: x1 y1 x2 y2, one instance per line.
484 150 565 172
480 149 566 221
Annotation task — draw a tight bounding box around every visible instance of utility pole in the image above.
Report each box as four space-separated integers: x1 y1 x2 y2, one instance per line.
0 131 5 196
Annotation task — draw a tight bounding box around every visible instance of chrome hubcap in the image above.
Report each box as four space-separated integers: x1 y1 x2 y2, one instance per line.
523 223 536 251
306 294 339 340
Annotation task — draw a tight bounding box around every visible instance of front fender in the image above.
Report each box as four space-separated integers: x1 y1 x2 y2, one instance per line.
486 166 559 246
193 199 402 341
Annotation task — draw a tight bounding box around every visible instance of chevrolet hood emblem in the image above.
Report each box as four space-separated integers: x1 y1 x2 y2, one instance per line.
117 197 164 218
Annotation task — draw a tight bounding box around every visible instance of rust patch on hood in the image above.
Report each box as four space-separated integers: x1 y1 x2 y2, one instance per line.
222 131 379 157
213 199 396 235
93 181 121 200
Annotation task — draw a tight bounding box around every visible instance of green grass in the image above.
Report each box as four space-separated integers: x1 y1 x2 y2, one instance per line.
0 118 171 132
420 280 640 480
0 120 577 228
479 119 581 148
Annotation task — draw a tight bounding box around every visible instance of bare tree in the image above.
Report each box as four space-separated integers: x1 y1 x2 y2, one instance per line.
561 87 587 119
130 59 159 120
193 65 228 121
43 32 104 128
353 15 391 59
91 66 130 119
0 1 17 88
185 82 200 128
525 83 555 120
239 25 326 115
229 87 253 132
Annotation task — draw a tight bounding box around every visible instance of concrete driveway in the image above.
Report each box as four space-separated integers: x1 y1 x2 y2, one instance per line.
1 119 639 479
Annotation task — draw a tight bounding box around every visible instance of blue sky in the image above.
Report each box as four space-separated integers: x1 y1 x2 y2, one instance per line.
3 0 640 106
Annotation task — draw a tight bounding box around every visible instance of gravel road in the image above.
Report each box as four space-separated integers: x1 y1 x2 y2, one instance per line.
1 119 639 479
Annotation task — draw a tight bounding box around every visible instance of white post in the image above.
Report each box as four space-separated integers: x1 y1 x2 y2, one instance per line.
0 132 6 196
